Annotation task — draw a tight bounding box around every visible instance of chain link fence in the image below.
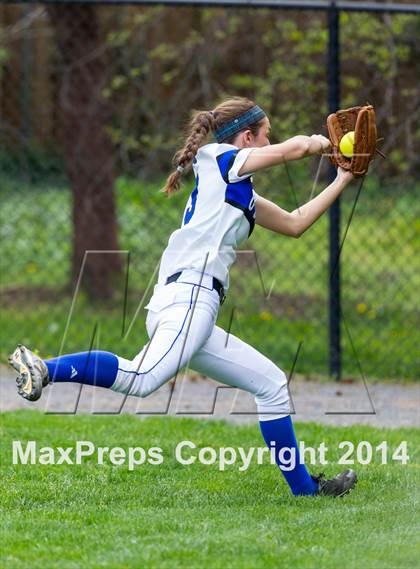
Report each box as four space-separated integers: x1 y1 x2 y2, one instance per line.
1 2 419 381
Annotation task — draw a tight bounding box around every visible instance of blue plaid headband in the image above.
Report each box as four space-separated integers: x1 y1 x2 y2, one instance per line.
214 105 266 143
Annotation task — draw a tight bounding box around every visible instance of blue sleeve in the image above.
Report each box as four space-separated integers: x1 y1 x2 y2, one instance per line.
216 148 255 183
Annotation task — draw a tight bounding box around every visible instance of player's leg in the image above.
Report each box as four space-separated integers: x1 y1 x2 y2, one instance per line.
189 326 357 497
111 285 218 397
9 283 219 401
189 325 317 496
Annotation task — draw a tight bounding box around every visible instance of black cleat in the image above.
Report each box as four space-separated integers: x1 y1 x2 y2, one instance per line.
312 469 357 497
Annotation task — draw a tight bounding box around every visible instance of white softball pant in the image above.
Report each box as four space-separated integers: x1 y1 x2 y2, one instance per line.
111 270 290 420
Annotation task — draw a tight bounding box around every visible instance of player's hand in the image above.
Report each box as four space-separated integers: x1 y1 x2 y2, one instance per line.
309 134 331 154
336 166 354 185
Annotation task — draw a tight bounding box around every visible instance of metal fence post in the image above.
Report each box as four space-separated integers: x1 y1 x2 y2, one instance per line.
327 1 341 380
21 5 33 182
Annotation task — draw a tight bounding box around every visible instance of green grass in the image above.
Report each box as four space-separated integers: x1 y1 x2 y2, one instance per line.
0 290 415 381
1 411 419 568
1 174 419 379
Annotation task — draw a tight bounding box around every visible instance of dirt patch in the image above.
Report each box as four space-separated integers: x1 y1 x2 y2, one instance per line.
0 286 70 305
1 364 418 428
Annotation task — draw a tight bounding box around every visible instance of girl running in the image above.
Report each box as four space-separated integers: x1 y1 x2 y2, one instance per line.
9 96 357 497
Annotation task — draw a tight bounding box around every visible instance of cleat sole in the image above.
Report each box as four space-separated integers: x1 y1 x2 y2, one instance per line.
8 345 43 402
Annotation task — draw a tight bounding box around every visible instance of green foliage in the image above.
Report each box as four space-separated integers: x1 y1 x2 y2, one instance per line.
1 8 419 181
1 175 419 380
0 143 65 185
0 23 10 80
94 8 420 178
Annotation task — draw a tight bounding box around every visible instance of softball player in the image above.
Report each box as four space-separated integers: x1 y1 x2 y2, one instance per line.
9 96 357 497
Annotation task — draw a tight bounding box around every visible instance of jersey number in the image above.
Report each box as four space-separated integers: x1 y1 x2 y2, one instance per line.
183 176 199 225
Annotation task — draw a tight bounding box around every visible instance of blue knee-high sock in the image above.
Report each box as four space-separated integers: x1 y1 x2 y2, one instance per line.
259 415 318 496
45 351 118 389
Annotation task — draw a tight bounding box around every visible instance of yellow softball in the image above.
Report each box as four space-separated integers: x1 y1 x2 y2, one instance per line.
339 131 355 158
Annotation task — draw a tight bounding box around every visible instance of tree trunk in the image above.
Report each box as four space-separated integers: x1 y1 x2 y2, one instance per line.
47 5 121 299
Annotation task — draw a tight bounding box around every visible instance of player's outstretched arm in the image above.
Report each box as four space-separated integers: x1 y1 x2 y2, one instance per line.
255 167 354 238
238 134 331 176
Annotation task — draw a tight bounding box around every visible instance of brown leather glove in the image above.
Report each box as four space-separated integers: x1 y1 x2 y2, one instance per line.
327 105 377 177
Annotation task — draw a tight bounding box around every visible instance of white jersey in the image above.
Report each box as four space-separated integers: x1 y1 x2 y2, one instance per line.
155 143 259 293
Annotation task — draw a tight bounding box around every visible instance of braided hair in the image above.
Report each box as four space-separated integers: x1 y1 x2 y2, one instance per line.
161 97 265 196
